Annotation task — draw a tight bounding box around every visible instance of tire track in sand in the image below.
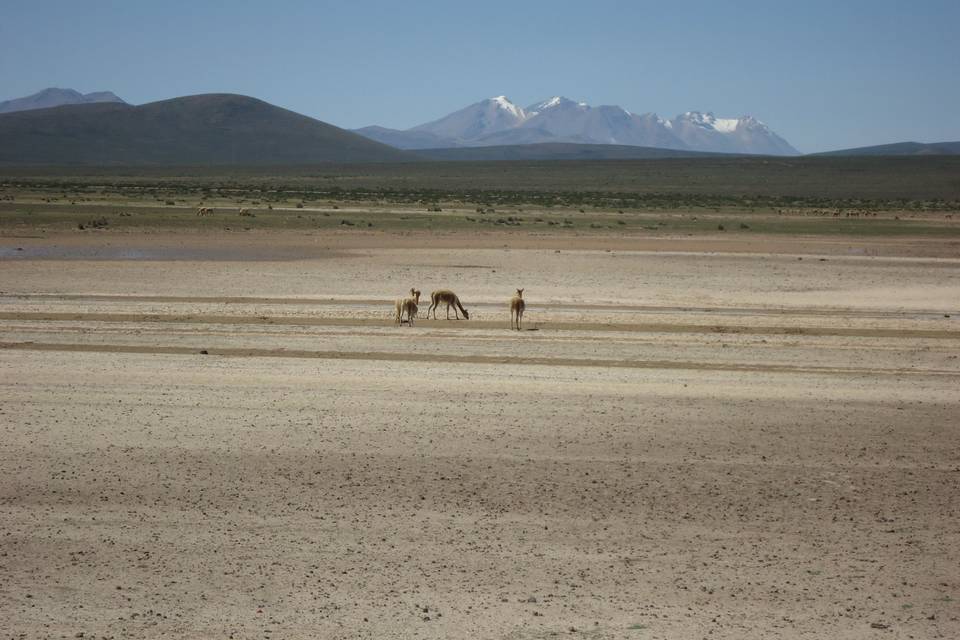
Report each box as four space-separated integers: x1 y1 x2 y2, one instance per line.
5 293 956 319
1 311 957 340
2 341 958 377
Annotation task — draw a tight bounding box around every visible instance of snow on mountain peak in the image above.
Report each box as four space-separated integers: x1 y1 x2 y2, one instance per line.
681 111 714 125
737 115 769 130
528 96 568 113
679 111 745 133
524 96 597 119
712 118 739 133
489 96 525 120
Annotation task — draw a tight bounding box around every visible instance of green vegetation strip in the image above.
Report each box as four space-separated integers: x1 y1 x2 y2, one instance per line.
3 156 960 212
1 203 957 236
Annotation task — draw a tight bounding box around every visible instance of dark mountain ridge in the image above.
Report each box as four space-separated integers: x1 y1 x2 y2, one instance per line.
812 141 960 156
0 94 414 165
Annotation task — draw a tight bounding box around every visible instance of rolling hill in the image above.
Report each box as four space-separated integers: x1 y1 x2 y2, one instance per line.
0 94 415 165
812 141 960 156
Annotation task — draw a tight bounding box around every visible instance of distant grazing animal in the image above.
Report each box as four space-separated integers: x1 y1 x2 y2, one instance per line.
395 288 421 325
395 297 418 325
427 289 469 320
404 288 422 313
197 207 213 216
510 288 525 330
395 298 418 325
239 208 251 216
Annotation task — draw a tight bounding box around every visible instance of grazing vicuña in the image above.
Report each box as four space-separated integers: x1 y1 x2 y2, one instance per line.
428 289 469 320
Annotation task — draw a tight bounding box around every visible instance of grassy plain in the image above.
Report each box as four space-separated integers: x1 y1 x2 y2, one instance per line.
2 157 959 238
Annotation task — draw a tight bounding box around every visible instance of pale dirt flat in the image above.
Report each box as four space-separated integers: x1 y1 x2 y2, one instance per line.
1 229 959 639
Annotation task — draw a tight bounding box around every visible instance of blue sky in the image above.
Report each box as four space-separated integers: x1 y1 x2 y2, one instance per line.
2 0 958 152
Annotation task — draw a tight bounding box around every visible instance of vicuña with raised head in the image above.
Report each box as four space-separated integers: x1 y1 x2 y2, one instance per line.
510 288 525 330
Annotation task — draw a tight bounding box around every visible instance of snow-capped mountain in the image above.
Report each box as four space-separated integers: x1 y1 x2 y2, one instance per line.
410 96 529 142
354 95 799 155
503 97 688 149
0 88 126 114
669 111 797 155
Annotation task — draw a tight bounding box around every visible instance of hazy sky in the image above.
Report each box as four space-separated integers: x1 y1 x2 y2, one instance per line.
2 0 958 153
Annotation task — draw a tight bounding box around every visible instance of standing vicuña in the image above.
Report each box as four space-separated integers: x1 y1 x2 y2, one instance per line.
427 289 469 320
395 288 420 326
510 288 525 330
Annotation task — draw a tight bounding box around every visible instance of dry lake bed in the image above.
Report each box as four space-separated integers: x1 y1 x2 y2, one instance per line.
2 227 959 639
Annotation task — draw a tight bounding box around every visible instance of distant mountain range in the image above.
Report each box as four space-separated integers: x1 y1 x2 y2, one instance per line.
354 95 800 155
1 88 958 164
416 143 729 161
0 94 412 164
811 141 960 156
0 87 125 114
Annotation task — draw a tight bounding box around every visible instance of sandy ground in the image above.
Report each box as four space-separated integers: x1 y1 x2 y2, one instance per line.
1 229 959 639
